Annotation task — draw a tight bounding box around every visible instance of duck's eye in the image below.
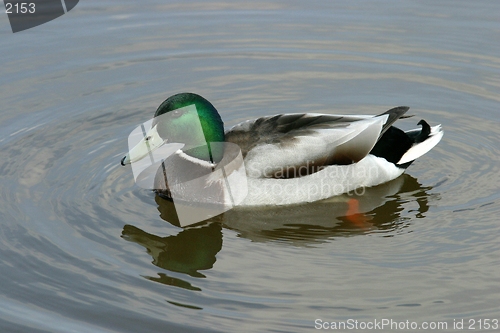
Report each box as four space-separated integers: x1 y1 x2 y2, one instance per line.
145 136 151 141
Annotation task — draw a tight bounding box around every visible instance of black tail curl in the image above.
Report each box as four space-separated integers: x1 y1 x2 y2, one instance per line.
369 120 431 168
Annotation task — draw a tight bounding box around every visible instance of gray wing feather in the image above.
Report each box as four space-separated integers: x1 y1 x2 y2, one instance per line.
225 107 409 178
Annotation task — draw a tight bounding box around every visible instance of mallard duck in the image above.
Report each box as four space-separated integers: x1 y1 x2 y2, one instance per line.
121 93 443 207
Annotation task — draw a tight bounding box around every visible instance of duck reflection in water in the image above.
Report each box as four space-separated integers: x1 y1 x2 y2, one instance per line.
121 174 437 289
122 223 222 279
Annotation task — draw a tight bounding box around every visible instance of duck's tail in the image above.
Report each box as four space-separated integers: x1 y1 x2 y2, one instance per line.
397 121 443 166
369 119 443 168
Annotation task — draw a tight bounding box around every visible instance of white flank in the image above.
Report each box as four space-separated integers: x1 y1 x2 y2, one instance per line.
239 155 404 206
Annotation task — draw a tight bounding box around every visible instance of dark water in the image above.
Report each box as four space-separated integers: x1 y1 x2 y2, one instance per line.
1 1 499 332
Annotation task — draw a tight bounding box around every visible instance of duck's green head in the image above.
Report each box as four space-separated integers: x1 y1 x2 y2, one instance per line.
121 93 225 165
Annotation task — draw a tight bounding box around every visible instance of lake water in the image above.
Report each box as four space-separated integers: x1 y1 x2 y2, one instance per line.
1 1 499 332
